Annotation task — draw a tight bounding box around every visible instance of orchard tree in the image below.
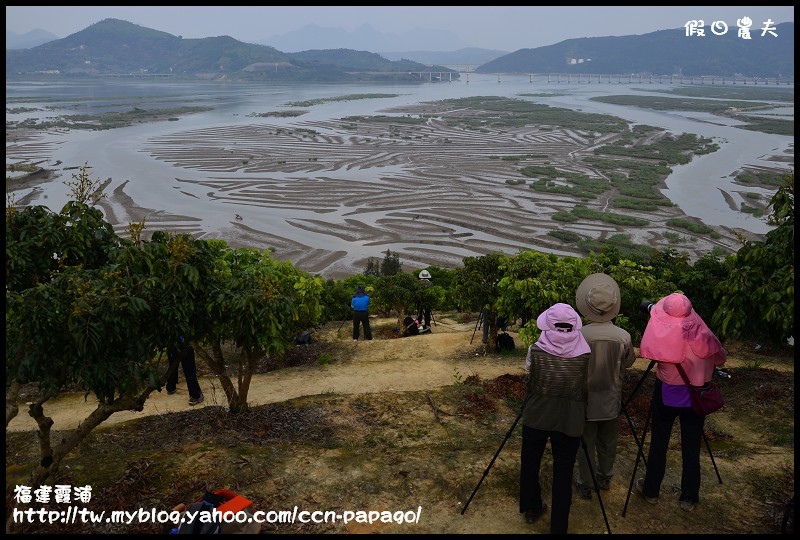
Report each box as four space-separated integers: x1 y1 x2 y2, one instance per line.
497 250 590 346
372 271 417 325
6 229 216 489
321 277 355 324
451 252 509 350
672 252 730 330
714 172 794 345
6 164 118 292
6 165 228 490
193 247 324 413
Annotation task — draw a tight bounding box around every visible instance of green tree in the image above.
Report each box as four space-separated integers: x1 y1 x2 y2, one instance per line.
6 164 119 292
713 172 794 344
498 251 590 346
372 271 417 325
451 252 509 350
321 277 355 324
193 247 324 413
6 227 215 489
380 249 402 276
363 257 381 277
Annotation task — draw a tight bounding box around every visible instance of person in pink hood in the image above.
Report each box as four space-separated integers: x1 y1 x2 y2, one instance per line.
635 293 726 512
519 303 590 533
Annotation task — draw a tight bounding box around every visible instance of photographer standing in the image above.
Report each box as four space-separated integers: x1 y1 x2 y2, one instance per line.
350 285 372 342
519 303 590 533
416 270 433 331
573 273 636 499
635 293 726 511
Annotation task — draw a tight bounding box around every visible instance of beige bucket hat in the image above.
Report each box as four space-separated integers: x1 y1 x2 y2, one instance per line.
575 273 621 323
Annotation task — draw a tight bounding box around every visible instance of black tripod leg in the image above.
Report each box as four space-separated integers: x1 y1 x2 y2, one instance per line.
621 403 648 469
703 429 723 484
581 437 612 534
461 396 529 515
622 392 653 518
623 360 656 410
337 309 352 332
619 360 655 476
470 310 484 345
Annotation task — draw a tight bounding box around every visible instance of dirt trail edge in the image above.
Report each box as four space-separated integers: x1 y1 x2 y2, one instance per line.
8 319 521 433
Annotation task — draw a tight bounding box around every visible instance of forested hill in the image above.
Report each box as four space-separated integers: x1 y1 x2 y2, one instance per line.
478 22 794 78
5 18 457 82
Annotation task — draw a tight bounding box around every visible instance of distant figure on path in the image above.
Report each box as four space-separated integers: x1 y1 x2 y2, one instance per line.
351 285 372 342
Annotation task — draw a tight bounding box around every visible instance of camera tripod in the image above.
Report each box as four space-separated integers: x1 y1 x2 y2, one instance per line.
470 309 486 344
336 307 352 332
461 394 612 534
470 308 503 345
621 360 723 517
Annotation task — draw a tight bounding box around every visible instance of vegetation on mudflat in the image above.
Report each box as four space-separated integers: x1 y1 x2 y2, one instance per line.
648 85 794 102
590 93 794 135
590 94 772 113
434 95 629 133
733 115 793 135
287 93 401 107
734 169 792 188
247 110 307 118
5 106 212 131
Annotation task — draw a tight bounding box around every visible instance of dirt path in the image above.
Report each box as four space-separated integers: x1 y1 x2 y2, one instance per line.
8 317 791 434
7 316 794 534
8 318 523 433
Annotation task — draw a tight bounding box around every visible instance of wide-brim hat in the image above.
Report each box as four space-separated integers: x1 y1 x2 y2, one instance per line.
536 303 583 332
534 303 591 357
640 293 725 362
576 273 621 323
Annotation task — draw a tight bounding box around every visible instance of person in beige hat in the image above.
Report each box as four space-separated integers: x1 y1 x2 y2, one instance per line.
572 273 635 500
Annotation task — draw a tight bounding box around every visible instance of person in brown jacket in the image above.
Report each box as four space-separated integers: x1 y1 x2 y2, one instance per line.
572 273 635 499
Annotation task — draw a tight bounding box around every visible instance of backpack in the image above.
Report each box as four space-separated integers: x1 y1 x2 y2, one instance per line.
495 332 515 353
293 331 312 345
403 316 419 337
176 500 221 534
175 490 256 534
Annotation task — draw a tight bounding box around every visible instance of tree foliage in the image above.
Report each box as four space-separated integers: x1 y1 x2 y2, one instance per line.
194 247 324 413
372 271 418 325
713 172 794 344
380 250 402 277
451 252 510 349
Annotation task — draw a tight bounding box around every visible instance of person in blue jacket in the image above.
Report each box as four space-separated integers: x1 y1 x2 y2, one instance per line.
351 286 372 342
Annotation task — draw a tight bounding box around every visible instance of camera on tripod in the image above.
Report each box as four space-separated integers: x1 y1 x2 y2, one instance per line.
640 300 656 315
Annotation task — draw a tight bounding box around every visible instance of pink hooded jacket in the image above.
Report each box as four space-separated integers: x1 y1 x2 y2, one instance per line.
639 293 726 386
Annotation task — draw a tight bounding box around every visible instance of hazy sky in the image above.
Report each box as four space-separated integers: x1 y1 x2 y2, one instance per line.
5 6 795 51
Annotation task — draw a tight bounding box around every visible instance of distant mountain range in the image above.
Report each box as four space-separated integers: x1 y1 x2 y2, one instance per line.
6 19 794 81
380 47 509 66
478 23 793 78
5 19 458 83
255 22 469 54
6 28 61 50
267 25 510 66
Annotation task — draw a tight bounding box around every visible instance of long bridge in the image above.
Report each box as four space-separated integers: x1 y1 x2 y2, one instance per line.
415 68 793 86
